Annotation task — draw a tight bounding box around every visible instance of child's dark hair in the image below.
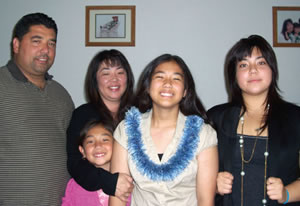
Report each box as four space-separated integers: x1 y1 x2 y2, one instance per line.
78 119 115 146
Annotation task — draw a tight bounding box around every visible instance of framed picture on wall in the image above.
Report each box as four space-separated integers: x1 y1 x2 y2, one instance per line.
273 7 300 47
85 5 136 46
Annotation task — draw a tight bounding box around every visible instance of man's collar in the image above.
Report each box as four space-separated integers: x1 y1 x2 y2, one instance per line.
7 59 53 82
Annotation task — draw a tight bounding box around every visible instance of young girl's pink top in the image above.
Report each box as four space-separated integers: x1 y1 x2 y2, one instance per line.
62 178 131 206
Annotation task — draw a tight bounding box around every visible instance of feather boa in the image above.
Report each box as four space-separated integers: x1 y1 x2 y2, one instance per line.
125 107 203 181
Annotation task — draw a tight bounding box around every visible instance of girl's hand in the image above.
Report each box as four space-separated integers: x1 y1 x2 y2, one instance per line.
216 171 234 195
267 177 287 204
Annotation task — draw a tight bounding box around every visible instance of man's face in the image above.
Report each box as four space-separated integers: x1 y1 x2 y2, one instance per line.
13 24 56 81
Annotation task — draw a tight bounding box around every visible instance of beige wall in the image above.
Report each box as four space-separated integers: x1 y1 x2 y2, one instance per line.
1 0 300 108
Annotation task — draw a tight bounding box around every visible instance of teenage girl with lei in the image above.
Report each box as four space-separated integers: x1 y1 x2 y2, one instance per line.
109 54 218 206
208 35 300 206
62 120 131 206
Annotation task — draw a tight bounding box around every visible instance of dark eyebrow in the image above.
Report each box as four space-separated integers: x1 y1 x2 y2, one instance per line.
241 55 265 61
85 134 94 138
116 67 125 72
153 70 184 77
256 56 265 60
101 133 113 137
32 35 42 38
153 71 164 75
174 72 184 77
100 67 110 71
100 65 124 71
31 35 56 43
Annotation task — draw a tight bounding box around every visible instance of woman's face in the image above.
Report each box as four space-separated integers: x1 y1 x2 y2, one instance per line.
149 61 186 110
235 47 272 99
96 62 127 105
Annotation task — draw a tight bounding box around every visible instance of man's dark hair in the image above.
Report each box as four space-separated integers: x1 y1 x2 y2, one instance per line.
10 12 57 58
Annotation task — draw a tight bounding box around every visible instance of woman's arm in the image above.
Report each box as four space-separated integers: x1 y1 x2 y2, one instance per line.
267 177 300 204
109 141 132 206
66 107 118 195
196 146 218 206
285 179 300 203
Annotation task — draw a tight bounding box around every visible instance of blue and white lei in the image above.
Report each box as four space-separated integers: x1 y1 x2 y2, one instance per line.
125 107 203 182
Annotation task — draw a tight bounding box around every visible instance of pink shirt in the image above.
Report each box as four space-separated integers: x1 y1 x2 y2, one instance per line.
62 178 131 206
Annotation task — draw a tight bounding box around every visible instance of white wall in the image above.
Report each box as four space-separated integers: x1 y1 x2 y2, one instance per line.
1 0 300 108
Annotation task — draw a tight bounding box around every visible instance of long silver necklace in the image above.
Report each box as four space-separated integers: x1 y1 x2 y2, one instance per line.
239 115 269 206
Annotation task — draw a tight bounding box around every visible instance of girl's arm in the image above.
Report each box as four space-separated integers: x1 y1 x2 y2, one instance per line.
267 177 300 204
66 106 119 195
285 179 300 203
196 146 218 206
109 141 131 206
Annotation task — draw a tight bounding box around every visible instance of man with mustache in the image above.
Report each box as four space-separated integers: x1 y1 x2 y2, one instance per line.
0 13 74 205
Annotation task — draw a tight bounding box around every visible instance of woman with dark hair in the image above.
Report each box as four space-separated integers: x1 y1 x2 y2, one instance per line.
67 49 134 201
208 35 300 206
280 18 294 42
110 54 218 206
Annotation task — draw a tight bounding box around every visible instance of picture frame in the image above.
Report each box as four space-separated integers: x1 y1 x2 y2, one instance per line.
85 6 136 46
272 7 300 47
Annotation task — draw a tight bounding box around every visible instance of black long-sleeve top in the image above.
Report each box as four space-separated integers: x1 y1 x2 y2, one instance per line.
207 102 300 206
67 103 118 195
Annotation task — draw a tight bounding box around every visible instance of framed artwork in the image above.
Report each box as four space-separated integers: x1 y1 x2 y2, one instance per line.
85 6 136 46
273 7 300 47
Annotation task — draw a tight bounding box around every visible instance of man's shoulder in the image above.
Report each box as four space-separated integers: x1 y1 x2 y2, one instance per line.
0 64 10 77
47 79 74 109
48 79 72 97
0 65 14 88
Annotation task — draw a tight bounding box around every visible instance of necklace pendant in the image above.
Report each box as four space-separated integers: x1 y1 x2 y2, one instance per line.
239 136 244 147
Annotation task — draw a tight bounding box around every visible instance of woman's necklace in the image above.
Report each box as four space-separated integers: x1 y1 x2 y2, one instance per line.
239 115 269 206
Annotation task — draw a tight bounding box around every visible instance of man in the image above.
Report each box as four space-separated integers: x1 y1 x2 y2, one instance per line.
0 13 74 205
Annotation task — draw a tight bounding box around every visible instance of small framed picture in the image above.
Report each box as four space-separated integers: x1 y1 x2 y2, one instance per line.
85 6 136 46
273 7 300 47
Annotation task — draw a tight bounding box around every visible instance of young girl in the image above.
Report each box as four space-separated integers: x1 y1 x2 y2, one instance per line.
109 54 218 206
62 120 131 206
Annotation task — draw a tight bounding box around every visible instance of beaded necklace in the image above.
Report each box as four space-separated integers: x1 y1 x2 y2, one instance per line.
239 114 269 206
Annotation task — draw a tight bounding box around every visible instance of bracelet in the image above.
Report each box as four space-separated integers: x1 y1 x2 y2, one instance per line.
283 189 289 205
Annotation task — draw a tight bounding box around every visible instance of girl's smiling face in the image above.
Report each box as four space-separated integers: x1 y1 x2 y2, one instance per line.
149 61 186 110
79 125 114 171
